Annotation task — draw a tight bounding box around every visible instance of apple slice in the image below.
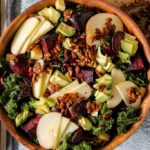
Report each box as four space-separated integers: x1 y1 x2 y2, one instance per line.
107 68 126 108
116 81 142 109
59 117 70 141
11 17 40 55
30 19 54 44
20 16 54 54
49 80 80 101
32 68 52 99
37 112 62 149
73 82 92 99
61 121 79 142
40 69 53 97
86 13 123 45
32 72 43 99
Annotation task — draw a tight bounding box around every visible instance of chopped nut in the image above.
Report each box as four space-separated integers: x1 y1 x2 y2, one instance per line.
64 9 73 22
57 93 80 115
47 82 60 94
86 101 100 114
33 62 42 74
127 87 141 104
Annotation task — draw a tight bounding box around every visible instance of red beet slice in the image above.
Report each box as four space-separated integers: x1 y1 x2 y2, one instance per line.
21 115 41 137
112 31 125 56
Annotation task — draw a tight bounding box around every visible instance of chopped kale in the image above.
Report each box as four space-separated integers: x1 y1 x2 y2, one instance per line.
4 98 18 119
117 106 140 134
91 103 114 136
61 132 92 150
0 73 21 119
117 64 147 87
72 142 92 150
61 132 72 150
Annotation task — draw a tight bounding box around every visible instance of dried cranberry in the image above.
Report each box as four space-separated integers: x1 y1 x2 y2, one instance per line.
103 114 111 119
99 125 105 130
44 92 50 97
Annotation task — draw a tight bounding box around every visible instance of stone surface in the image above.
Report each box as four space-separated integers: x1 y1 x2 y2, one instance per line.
4 0 150 150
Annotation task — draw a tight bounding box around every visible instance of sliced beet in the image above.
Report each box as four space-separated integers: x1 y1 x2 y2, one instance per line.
17 86 32 101
128 54 144 71
76 68 94 84
69 100 88 120
40 33 58 52
112 31 125 56
21 115 41 137
9 54 29 76
69 7 95 32
71 129 87 144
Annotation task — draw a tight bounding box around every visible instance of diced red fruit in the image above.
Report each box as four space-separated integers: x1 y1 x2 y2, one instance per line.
44 92 50 97
103 114 111 119
9 54 29 76
80 35 86 40
28 71 33 77
22 115 41 137
40 33 58 52
77 68 94 84
99 125 105 130
128 55 144 71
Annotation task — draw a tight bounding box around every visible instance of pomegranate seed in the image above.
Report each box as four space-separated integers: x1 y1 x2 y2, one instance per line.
80 35 86 40
103 114 111 119
100 125 105 130
44 92 50 97
28 72 33 77
103 45 110 51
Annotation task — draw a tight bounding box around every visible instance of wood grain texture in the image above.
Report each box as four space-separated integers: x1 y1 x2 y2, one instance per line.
0 0 150 150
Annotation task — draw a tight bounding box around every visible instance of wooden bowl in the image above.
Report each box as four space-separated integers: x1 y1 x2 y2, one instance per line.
0 0 150 149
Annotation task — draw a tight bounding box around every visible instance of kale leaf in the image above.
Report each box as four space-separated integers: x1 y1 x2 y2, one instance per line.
4 98 19 119
91 103 114 136
117 64 147 87
0 73 21 119
60 133 92 150
61 132 72 150
72 142 92 150
117 106 140 134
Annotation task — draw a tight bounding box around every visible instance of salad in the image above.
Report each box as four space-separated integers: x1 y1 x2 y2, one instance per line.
0 0 148 149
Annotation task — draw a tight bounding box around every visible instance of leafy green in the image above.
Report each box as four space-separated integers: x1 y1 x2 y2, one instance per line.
117 106 140 134
4 98 18 119
0 57 8 72
61 132 72 150
0 73 21 119
91 103 114 136
117 64 147 87
72 142 92 150
60 133 92 150
58 49 64 63
15 103 32 127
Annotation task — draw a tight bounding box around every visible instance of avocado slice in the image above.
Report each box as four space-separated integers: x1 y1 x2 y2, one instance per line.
96 74 112 88
39 7 60 25
96 92 110 103
118 51 131 64
56 22 76 37
103 62 115 72
121 33 138 56
50 70 70 87
55 0 66 11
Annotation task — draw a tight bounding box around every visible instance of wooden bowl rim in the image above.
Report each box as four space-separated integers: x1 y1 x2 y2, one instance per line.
0 0 150 150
